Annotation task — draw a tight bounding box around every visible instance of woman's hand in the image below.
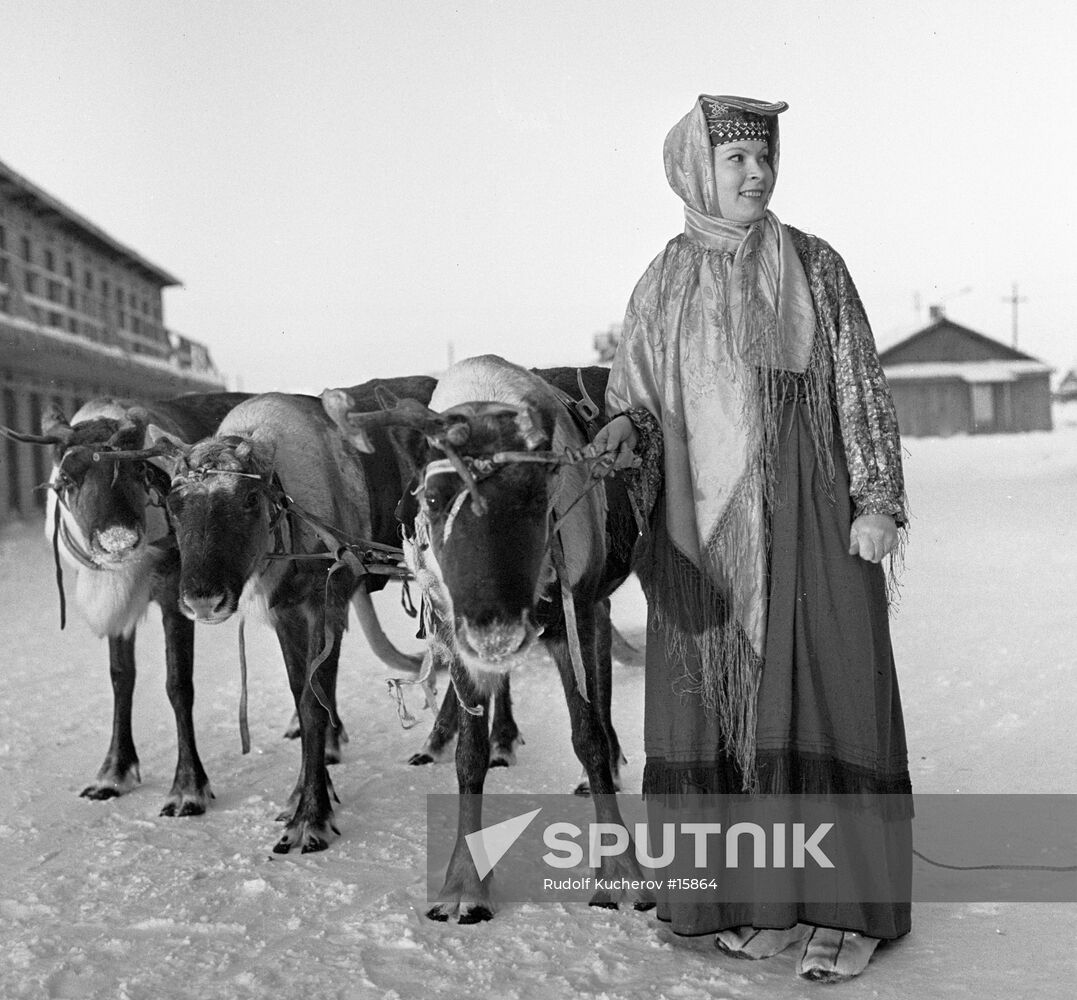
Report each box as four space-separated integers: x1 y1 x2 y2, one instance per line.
591 414 640 469
848 513 898 563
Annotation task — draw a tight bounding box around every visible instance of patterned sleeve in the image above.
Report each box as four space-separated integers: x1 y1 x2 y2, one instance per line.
827 248 908 524
606 251 667 526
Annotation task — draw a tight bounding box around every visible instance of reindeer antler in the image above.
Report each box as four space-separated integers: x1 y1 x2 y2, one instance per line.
320 386 445 453
0 425 69 446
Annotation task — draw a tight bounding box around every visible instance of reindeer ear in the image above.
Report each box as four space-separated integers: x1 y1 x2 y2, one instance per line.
321 387 377 453
145 424 190 476
374 385 401 411
515 406 548 451
443 419 471 448
41 404 73 444
124 406 151 428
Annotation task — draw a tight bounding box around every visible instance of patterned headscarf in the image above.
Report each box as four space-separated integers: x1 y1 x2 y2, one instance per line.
607 94 818 782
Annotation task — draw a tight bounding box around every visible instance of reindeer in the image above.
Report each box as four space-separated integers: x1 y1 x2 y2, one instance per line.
152 391 415 853
12 393 249 815
326 355 654 920
336 366 635 790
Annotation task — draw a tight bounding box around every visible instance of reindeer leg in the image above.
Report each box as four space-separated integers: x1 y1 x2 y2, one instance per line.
574 597 622 794
284 687 347 762
547 597 655 913
274 612 309 824
158 579 212 816
274 598 345 854
427 661 494 923
489 676 523 768
81 633 141 799
409 678 459 765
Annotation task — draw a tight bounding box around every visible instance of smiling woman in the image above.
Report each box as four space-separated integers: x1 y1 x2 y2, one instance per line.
592 94 911 986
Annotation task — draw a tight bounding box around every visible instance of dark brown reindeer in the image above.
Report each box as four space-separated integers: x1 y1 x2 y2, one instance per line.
152 391 417 853
345 365 637 792
11 392 250 816
327 354 653 920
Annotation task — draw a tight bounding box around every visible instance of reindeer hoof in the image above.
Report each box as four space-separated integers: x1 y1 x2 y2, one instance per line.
408 753 435 766
590 898 619 910
489 758 510 769
573 782 592 797
634 900 657 912
425 905 451 922
160 800 207 818
80 785 122 800
458 905 494 924
300 837 329 854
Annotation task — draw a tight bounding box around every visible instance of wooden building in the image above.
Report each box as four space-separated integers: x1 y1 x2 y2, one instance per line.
1 156 224 522
1055 368 1077 403
878 312 1053 437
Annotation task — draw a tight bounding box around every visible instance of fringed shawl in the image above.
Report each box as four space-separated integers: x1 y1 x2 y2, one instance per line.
607 99 906 788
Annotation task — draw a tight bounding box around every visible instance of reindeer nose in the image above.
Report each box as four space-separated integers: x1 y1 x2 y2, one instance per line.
181 591 234 623
94 526 141 557
461 616 532 664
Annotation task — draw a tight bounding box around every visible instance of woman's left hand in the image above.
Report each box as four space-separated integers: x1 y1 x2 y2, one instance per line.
848 514 898 563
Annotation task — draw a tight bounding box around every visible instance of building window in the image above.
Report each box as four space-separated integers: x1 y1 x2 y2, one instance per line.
115 286 123 303
20 236 31 262
24 271 38 295
84 269 93 289
45 249 55 272
68 316 78 333
0 224 6 251
102 278 110 298
47 280 63 303
64 260 74 280
0 258 8 283
27 393 47 506
48 310 63 328
4 388 20 514
67 289 76 308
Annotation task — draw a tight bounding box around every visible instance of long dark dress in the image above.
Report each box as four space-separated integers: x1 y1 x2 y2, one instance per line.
641 373 912 940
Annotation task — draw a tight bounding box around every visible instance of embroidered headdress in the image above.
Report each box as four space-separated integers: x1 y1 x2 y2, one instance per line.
700 96 778 146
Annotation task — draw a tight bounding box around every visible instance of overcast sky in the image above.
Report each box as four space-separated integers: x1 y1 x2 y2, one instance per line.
2 1 1074 393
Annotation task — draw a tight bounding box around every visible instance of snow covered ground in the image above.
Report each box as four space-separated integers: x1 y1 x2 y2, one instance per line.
1 419 1075 999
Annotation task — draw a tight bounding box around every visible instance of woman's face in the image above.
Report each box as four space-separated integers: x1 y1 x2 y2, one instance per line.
712 139 773 223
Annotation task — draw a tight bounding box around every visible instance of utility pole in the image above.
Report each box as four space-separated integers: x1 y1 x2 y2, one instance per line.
1002 282 1027 349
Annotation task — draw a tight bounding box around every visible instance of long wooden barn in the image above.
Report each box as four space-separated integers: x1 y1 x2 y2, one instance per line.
878 314 1053 437
0 156 224 523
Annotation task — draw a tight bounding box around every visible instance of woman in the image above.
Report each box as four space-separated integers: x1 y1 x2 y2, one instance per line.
594 95 912 983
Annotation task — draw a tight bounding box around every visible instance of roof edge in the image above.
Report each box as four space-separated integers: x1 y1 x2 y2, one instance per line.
0 155 181 287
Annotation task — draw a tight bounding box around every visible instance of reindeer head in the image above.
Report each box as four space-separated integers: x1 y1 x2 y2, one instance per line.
42 404 167 567
151 427 279 624
323 384 561 674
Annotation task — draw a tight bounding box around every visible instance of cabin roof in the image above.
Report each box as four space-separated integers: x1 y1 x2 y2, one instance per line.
878 317 1046 367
